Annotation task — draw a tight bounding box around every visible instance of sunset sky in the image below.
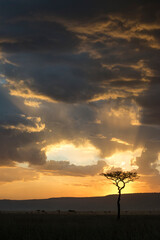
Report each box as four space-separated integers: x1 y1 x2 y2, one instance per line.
0 0 160 199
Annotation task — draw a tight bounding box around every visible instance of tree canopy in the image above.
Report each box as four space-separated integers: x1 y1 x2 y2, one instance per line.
101 171 138 191
101 170 139 220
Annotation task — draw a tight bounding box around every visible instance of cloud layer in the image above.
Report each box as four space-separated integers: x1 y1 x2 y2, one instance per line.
0 0 159 189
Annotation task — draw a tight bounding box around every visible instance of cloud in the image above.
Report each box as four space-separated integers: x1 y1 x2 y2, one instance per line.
0 0 159 185
136 85 160 126
35 160 106 177
0 166 39 183
136 141 160 174
0 1 159 104
2 116 45 133
24 99 41 108
110 138 133 146
0 86 46 166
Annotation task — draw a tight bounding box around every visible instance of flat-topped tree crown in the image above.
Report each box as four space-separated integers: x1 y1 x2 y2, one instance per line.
101 171 138 191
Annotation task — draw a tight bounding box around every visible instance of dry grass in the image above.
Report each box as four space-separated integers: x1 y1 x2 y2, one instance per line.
0 213 159 240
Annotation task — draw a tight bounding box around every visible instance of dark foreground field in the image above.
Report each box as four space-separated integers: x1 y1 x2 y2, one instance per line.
0 213 159 240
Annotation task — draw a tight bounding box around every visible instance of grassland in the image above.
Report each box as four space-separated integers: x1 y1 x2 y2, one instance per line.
0 213 159 240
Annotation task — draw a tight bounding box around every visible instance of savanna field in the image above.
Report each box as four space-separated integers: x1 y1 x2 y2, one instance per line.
0 213 159 240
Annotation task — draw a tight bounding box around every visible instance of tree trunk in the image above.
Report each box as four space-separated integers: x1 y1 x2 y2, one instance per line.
117 189 121 220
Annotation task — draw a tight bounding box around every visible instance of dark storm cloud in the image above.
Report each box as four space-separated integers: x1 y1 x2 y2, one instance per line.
0 21 79 53
136 141 160 174
0 86 46 166
0 0 159 104
3 53 116 102
0 0 140 19
36 160 106 177
0 0 158 22
136 85 160 126
0 123 46 165
0 0 160 179
0 87 19 120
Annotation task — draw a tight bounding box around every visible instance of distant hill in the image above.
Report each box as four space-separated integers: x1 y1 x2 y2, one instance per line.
0 193 159 212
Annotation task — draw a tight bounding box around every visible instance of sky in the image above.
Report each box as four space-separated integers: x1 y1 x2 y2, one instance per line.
0 0 160 199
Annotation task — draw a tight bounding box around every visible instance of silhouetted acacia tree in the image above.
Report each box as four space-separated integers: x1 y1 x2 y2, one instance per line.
101 171 138 220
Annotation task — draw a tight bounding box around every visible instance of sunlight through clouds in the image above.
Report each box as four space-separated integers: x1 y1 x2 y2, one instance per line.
46 141 101 166
105 148 143 171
